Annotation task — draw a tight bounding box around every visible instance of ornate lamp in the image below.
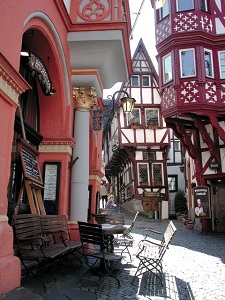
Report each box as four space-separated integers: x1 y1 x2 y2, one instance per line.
92 90 136 131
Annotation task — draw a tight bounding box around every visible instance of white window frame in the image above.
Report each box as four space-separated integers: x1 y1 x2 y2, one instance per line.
163 53 172 84
204 49 214 78
179 48 196 78
152 163 163 185
131 75 139 86
176 0 194 12
145 108 159 126
142 75 150 87
218 51 225 79
158 0 169 20
174 140 180 151
138 163 149 185
127 109 141 126
201 0 209 12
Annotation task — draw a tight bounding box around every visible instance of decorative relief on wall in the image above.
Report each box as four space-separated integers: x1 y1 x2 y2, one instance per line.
205 81 217 104
173 12 213 33
180 81 199 104
78 0 110 22
156 17 171 44
162 85 175 109
221 84 225 103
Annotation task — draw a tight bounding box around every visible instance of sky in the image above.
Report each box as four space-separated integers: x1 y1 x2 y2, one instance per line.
103 0 157 98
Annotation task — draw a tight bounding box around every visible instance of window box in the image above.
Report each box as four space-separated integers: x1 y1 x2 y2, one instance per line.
140 182 148 187
130 122 142 129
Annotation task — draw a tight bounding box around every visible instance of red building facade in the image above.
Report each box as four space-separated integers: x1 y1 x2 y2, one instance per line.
0 0 132 295
151 0 225 232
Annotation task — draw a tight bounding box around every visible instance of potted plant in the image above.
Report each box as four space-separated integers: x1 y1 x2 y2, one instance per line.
174 189 188 219
130 121 142 129
139 179 148 186
186 220 194 229
147 119 159 129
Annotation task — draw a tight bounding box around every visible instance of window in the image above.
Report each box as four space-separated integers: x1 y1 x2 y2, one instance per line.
163 53 172 84
180 49 196 77
218 51 225 79
168 175 178 192
174 141 180 151
143 152 155 162
138 163 149 185
142 76 150 86
159 0 169 20
205 49 213 77
201 0 209 12
127 109 140 126
132 75 139 86
152 163 163 185
146 109 159 126
176 0 194 12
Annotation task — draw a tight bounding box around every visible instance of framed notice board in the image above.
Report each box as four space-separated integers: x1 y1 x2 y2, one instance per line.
18 139 43 185
43 162 60 214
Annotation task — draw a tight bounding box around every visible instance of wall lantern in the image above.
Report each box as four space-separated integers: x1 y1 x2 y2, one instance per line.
92 90 136 131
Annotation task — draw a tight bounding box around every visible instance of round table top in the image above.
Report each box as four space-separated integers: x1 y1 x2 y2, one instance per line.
101 224 127 235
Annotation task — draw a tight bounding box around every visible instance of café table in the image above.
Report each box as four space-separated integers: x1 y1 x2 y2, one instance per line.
91 213 106 224
101 223 127 253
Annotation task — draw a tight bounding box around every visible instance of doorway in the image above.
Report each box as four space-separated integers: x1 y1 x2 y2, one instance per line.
212 185 225 232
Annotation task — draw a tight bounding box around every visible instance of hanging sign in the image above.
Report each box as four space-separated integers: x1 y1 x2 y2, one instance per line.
209 161 220 170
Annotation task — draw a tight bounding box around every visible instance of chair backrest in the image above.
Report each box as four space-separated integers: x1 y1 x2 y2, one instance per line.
12 214 42 245
139 221 177 261
105 213 125 225
78 221 104 247
40 215 70 242
158 221 177 259
162 221 177 248
126 211 139 234
99 208 114 215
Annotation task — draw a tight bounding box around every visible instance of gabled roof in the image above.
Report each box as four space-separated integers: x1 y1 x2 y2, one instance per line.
131 38 158 80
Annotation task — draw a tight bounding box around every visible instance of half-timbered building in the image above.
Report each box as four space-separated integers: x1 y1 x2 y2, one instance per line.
103 39 171 219
151 0 225 232
0 0 132 295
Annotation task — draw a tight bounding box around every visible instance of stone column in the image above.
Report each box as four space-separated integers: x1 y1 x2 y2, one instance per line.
70 87 97 221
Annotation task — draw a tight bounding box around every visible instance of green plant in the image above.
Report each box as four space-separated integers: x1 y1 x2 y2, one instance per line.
147 119 159 126
174 189 188 215
130 121 141 126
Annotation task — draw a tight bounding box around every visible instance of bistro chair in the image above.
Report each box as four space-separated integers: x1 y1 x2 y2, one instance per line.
78 221 124 290
113 211 139 261
131 221 177 285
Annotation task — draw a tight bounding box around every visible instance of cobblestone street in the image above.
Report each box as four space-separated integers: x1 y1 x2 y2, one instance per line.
1 209 225 300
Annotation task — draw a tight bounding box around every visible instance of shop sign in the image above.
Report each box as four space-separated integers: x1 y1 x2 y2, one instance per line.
112 144 118 152
209 161 220 170
143 191 160 197
193 186 210 218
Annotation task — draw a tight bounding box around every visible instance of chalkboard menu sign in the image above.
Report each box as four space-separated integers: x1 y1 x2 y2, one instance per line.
18 139 43 185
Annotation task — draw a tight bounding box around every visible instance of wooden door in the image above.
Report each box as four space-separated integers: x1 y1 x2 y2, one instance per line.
213 186 225 232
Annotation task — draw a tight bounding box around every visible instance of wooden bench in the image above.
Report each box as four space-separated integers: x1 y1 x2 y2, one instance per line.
132 221 177 285
39 214 82 266
12 214 82 290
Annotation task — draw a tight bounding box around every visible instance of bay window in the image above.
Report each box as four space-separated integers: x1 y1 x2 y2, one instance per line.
180 49 196 78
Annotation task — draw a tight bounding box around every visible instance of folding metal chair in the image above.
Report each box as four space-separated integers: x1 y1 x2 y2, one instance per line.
78 221 124 289
113 211 139 261
131 221 177 285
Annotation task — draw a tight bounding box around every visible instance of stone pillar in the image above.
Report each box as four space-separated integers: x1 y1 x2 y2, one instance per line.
70 87 97 221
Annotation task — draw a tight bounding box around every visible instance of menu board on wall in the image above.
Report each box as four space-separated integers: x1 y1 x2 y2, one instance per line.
43 163 59 201
18 139 43 185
